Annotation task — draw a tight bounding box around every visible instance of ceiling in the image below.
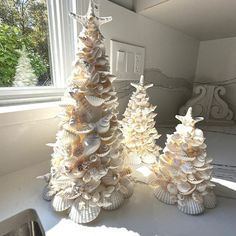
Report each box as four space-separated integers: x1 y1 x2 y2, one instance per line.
135 0 236 41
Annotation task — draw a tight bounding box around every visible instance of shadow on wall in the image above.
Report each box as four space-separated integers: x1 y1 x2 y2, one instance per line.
115 68 192 124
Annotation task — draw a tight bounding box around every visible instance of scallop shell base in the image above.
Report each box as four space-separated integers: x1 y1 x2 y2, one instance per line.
203 191 216 209
154 186 176 205
102 191 125 210
69 199 101 224
52 194 73 212
119 177 134 198
177 197 204 215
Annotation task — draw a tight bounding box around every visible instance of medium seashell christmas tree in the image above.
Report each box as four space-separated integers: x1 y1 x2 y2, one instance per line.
120 75 161 182
13 46 37 87
39 0 133 224
151 107 216 215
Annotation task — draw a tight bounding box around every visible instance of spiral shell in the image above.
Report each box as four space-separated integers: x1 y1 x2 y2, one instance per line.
102 191 125 210
83 134 101 156
154 186 176 205
52 194 73 212
177 197 204 215
69 198 101 223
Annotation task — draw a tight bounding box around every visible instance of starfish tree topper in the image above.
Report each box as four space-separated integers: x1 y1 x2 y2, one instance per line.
175 107 204 127
70 0 112 28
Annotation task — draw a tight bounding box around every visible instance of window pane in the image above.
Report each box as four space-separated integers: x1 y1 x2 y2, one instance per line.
0 0 52 87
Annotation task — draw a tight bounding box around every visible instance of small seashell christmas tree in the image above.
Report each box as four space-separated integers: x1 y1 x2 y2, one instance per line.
39 0 133 224
120 75 161 182
13 46 37 87
151 107 216 215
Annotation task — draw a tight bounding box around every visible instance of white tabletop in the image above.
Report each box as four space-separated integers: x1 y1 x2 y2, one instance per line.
0 160 235 236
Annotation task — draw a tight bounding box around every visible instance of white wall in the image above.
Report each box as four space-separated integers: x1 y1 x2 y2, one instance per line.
99 0 199 80
0 0 199 176
195 37 236 119
109 0 134 10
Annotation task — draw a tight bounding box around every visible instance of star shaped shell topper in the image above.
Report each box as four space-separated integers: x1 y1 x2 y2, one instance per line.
176 107 204 127
131 75 153 91
70 0 112 28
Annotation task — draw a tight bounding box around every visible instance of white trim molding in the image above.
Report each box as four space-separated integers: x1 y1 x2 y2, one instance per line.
179 84 235 125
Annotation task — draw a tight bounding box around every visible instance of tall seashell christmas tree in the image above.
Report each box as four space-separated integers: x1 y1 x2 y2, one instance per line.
120 75 161 182
151 107 216 215
39 0 133 224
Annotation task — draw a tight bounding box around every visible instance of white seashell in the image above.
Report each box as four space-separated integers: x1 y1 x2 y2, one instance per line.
104 96 118 105
96 57 107 66
82 192 92 200
95 116 110 134
177 197 204 215
180 162 195 174
92 47 103 58
203 191 216 209
92 192 100 203
167 183 178 195
127 152 142 165
70 79 87 87
107 75 116 83
69 198 101 223
193 159 205 168
100 132 113 141
195 165 213 171
83 134 101 156
197 183 207 192
102 191 125 210
102 186 116 197
42 185 55 201
187 176 204 185
192 192 203 204
141 153 157 164
108 91 117 96
85 95 105 107
76 124 94 134
206 157 213 164
96 144 110 157
177 181 191 193
119 177 134 198
154 186 176 205
109 149 120 159
101 170 119 185
110 157 124 170
52 194 73 212
84 180 101 193
83 172 92 183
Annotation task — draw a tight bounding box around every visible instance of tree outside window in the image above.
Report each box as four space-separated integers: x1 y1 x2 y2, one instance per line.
0 0 51 87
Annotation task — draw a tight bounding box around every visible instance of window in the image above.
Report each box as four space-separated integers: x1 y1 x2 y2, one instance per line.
0 0 78 106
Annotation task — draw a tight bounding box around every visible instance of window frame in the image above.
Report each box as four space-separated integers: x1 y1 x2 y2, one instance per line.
0 0 79 106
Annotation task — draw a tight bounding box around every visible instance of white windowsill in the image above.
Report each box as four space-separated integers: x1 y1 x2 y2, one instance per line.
0 101 61 127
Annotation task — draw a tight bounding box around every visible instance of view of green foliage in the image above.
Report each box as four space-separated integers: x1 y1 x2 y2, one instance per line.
0 0 50 87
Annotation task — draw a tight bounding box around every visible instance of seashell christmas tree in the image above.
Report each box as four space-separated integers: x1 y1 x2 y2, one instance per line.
39 0 133 224
151 107 216 215
120 75 162 183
